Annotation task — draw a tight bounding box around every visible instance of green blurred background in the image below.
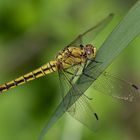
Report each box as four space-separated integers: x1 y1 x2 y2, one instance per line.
0 0 140 140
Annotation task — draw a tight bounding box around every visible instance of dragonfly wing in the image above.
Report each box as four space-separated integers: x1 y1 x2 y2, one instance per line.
67 92 99 131
59 67 99 131
68 13 114 47
38 64 84 140
58 70 68 98
91 71 140 102
77 60 140 102
58 64 83 98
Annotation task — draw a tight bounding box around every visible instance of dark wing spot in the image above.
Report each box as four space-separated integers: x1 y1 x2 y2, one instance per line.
132 84 139 90
94 113 99 120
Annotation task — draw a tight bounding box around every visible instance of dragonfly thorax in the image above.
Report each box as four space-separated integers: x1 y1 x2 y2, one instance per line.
55 44 97 70
56 47 84 70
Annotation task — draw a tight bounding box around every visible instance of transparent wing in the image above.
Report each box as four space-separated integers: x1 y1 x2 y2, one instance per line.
58 64 82 98
74 59 140 102
68 13 114 47
67 91 99 131
92 71 140 102
59 67 99 131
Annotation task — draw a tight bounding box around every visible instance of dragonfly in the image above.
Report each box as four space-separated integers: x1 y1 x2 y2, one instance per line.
0 13 140 140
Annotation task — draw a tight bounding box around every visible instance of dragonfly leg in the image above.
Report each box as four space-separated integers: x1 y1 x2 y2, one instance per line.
82 59 95 76
82 58 101 72
83 72 96 80
62 70 82 111
64 70 80 77
94 60 103 64
83 94 93 100
88 58 103 64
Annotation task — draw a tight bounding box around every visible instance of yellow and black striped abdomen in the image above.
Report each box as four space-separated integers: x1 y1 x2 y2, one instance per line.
0 61 57 93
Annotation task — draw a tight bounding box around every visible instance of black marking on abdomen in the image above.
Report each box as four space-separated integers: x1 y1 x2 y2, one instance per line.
34 71 43 76
16 79 25 84
48 62 55 72
23 76 27 82
42 66 51 71
31 72 36 79
41 67 46 75
5 83 10 89
0 86 6 92
13 80 18 86
24 74 35 80
7 83 15 88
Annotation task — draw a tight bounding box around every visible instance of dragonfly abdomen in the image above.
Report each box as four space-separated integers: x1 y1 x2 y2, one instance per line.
0 61 57 93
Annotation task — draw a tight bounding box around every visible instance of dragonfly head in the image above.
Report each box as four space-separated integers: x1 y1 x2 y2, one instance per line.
84 44 97 59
